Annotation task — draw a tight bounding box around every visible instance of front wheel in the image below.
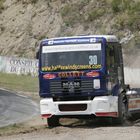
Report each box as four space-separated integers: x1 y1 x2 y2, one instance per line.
113 93 128 125
47 116 60 127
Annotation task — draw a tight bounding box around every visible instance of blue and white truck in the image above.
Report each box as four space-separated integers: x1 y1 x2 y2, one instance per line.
37 35 140 127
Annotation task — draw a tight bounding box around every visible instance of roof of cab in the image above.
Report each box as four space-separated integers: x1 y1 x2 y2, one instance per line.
42 35 119 44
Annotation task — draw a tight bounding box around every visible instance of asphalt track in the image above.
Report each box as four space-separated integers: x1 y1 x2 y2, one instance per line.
0 89 39 127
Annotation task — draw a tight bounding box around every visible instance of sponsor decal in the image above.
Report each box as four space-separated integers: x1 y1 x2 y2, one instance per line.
58 71 84 78
42 43 101 53
86 71 99 77
90 38 96 43
47 38 96 45
43 74 56 79
42 64 101 71
128 99 140 109
48 40 54 45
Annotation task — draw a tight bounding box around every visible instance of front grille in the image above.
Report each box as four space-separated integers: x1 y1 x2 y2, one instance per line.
81 79 93 93
50 79 93 94
50 81 62 94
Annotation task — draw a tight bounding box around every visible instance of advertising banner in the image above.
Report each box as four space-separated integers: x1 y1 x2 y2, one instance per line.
0 56 38 76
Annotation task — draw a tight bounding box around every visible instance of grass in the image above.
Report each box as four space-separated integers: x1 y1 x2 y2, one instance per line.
0 122 43 136
0 124 22 136
0 72 38 93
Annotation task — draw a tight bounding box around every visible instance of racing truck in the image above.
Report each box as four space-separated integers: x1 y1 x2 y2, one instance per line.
37 35 140 127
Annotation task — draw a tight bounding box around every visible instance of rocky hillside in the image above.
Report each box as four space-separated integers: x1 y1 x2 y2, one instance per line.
0 0 140 60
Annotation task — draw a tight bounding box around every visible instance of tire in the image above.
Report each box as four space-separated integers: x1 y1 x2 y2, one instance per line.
47 116 60 127
113 93 128 125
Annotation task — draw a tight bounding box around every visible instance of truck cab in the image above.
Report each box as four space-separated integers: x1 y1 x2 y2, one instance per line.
37 35 129 126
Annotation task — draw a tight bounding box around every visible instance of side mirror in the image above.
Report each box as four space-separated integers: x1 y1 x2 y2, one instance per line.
36 51 39 59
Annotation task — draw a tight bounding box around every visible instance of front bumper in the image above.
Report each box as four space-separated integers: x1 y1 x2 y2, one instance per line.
40 96 118 118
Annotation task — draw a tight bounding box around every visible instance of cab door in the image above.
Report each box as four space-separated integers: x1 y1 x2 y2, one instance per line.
106 43 121 95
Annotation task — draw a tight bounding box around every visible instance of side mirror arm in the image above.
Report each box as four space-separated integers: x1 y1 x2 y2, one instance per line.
36 51 39 59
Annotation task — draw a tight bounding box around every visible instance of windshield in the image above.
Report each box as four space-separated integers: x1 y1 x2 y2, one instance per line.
41 43 102 71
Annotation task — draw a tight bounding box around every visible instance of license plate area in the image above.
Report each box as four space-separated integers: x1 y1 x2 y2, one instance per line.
59 104 87 112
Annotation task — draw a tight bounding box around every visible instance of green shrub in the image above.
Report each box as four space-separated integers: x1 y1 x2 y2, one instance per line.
111 0 140 31
128 1 140 14
61 4 84 27
18 0 38 5
111 0 130 13
127 13 140 31
78 0 90 10
127 1 140 30
38 34 47 40
61 5 71 17
111 0 121 13
0 0 5 13
111 0 140 14
115 13 128 29
87 9 105 22
0 25 5 32
30 0 38 4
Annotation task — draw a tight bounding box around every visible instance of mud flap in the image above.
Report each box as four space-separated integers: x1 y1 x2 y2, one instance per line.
112 93 128 125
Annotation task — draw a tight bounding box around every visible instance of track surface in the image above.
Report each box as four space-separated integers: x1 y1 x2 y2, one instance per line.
0 89 140 140
0 89 39 127
0 118 140 140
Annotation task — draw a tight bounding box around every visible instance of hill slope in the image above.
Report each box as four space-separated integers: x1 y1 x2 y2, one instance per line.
0 0 140 60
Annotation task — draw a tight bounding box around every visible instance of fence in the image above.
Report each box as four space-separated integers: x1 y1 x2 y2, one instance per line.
124 67 140 88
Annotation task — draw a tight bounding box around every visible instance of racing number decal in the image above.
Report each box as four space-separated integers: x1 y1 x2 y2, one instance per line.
89 55 97 65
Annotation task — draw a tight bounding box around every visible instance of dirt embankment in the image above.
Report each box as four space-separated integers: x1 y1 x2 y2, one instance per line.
0 0 140 58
